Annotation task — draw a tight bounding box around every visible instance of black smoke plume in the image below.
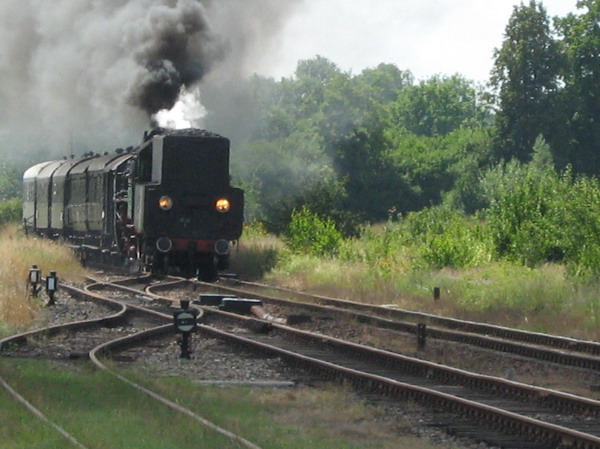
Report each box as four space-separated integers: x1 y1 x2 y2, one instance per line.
127 0 220 115
0 0 303 158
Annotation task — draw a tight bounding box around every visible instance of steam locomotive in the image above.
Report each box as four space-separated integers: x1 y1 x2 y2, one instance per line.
23 128 244 280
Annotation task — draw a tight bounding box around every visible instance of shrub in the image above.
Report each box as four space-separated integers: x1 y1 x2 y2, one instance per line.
338 206 493 278
287 206 343 256
0 198 21 227
401 206 493 269
486 171 565 264
486 169 600 275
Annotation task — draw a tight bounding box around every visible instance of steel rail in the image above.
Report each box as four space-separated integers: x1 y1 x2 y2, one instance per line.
269 319 600 416
142 278 600 416
72 278 600 447
2 282 263 449
88 325 265 449
78 281 264 449
0 374 90 449
198 323 600 449
0 301 127 351
0 290 130 449
216 278 600 354
201 279 600 369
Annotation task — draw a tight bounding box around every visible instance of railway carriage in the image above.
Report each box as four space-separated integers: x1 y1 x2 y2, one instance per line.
23 128 244 280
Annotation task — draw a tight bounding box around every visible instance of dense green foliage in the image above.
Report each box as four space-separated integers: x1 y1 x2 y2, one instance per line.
0 162 27 228
215 61 493 227
209 1 600 226
486 168 600 276
287 206 343 256
557 0 600 173
326 157 600 279
216 0 600 278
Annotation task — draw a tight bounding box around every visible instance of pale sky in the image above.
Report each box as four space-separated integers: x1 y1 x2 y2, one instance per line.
255 0 579 83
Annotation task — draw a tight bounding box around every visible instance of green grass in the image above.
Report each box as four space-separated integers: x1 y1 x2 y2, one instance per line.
0 381 71 449
0 359 452 449
267 254 600 339
0 360 239 449
0 321 11 338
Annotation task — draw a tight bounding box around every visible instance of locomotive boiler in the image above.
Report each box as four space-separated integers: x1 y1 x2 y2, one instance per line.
23 128 244 280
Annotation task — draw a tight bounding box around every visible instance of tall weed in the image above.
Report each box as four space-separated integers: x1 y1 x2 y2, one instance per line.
338 207 494 279
230 223 283 280
0 225 85 328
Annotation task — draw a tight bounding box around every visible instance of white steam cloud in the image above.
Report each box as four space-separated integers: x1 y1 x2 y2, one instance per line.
155 87 206 129
0 0 304 159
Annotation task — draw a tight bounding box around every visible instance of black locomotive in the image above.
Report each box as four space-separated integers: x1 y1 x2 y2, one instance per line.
23 128 244 280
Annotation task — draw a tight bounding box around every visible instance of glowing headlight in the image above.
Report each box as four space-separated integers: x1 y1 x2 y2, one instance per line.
215 198 230 213
158 195 173 210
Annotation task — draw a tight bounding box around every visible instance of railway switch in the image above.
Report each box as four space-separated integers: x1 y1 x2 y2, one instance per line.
45 271 59 306
173 300 199 359
28 265 41 296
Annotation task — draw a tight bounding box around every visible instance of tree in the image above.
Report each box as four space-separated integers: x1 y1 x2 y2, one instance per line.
490 0 563 162
354 64 413 104
388 74 489 137
530 134 555 172
556 0 600 174
290 56 344 119
382 74 494 213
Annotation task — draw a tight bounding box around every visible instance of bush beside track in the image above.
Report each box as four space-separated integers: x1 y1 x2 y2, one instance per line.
235 207 600 341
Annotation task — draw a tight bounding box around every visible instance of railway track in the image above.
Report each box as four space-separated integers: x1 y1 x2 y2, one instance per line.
196 277 600 372
0 279 264 449
99 275 600 448
4 274 600 448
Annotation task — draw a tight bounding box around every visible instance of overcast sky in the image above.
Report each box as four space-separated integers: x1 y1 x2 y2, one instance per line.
252 0 579 84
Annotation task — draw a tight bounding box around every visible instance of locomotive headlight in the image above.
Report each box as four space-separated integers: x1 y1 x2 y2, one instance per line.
215 198 230 213
158 195 173 210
